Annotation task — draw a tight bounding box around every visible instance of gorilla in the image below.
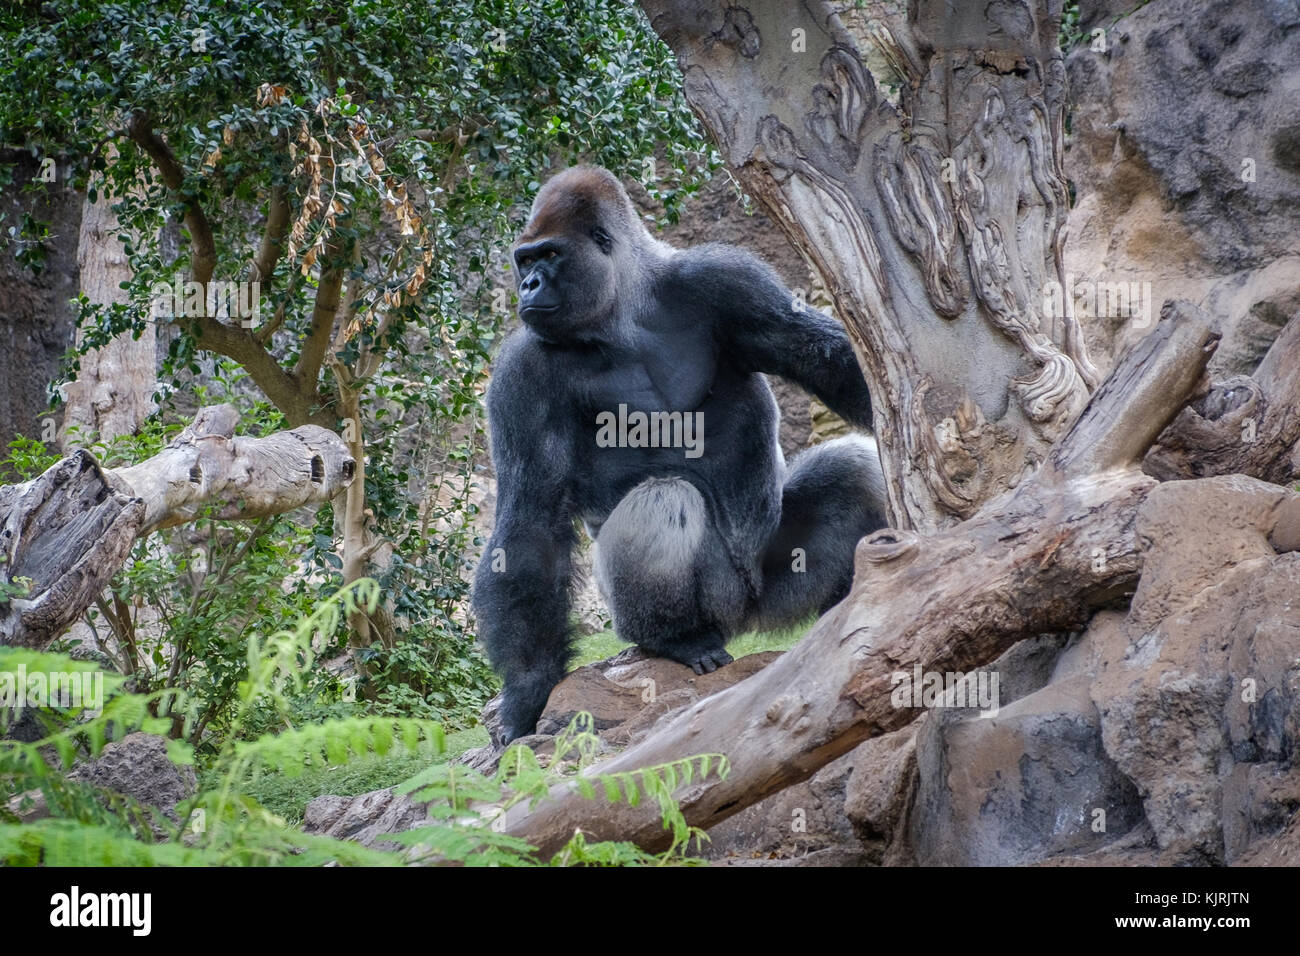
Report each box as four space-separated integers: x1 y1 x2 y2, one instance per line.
473 166 887 745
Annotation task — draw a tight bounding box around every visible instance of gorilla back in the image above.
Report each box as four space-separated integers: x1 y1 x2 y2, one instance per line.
473 166 887 744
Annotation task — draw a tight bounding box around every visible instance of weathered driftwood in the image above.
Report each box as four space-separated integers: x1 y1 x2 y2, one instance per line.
639 0 1098 531
1145 313 1300 485
0 404 352 648
503 303 1218 857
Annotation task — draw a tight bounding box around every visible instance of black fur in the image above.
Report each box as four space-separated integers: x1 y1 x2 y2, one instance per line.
473 167 887 745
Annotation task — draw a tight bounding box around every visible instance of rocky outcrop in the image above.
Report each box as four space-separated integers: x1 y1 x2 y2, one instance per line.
0 150 82 461
1064 0 1300 376
71 732 197 824
1091 477 1300 864
858 476 1300 867
301 786 431 852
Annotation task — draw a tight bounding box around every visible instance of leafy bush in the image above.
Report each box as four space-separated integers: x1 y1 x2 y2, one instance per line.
1 582 725 866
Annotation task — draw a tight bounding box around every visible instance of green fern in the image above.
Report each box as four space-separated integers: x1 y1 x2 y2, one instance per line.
3 582 729 866
394 711 727 865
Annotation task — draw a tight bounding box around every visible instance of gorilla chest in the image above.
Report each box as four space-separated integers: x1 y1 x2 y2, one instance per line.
582 327 716 415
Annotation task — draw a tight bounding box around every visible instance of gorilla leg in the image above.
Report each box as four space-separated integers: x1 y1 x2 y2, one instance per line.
751 435 887 630
593 478 747 674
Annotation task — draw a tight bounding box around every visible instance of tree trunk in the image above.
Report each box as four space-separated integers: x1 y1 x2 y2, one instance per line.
640 0 1098 531
1144 313 1300 485
335 383 397 657
61 184 156 446
503 303 1217 856
0 405 353 649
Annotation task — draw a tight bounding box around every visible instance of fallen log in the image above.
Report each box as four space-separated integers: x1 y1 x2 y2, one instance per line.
1145 313 1300 485
0 404 352 648
503 302 1221 856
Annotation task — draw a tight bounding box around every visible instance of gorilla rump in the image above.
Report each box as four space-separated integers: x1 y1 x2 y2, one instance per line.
472 166 887 745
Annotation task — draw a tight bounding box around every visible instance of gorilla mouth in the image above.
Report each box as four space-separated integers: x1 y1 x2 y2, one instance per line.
521 305 559 316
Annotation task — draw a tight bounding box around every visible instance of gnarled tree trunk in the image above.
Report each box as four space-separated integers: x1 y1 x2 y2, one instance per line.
642 0 1097 531
61 173 157 447
0 405 353 649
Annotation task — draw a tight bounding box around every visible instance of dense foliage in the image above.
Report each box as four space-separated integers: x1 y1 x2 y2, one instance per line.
0 0 718 862
0 0 713 722
0 583 726 865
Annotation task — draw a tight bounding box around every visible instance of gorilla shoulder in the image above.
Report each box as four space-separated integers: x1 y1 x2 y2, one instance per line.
484 329 561 427
661 241 791 316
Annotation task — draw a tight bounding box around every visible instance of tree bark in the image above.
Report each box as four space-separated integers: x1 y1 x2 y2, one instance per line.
0 405 353 649
503 303 1216 857
640 0 1098 531
61 185 156 446
1144 313 1300 486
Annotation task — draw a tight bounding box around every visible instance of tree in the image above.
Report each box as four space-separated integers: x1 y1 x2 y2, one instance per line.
640 0 1100 531
500 0 1300 854
0 0 713 662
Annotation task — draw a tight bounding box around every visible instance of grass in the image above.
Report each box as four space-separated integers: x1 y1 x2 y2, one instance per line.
569 616 815 670
230 724 490 822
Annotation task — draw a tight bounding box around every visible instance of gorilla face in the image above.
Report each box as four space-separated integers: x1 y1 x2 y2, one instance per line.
512 227 617 344
512 166 633 345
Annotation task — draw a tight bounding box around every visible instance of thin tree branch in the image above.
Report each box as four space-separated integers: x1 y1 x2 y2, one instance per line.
125 111 217 284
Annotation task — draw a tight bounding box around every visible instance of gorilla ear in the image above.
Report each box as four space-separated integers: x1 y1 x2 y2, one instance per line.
591 226 613 255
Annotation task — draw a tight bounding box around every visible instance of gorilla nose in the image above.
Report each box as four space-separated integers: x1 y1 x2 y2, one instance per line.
521 274 541 294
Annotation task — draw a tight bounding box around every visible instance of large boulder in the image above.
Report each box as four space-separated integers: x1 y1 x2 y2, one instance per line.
1065 0 1300 376
1091 477 1300 863
71 732 197 824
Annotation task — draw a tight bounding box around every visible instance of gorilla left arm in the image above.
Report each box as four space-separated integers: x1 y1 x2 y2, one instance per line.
674 244 874 430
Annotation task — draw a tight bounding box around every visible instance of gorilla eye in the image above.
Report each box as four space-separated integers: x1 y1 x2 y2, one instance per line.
591 227 613 254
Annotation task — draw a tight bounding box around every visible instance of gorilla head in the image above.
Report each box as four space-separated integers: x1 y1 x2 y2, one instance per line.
511 166 649 345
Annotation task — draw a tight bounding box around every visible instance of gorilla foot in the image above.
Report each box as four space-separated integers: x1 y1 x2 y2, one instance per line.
685 648 734 675
654 640 734 675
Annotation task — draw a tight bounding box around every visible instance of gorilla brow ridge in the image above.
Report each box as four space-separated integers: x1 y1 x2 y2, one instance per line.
519 166 641 243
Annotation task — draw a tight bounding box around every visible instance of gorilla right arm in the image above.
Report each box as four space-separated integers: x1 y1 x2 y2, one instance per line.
674 244 875 431
471 336 577 744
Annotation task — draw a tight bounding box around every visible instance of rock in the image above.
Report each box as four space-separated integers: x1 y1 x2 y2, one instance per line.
70 732 196 823
535 668 646 737
898 473 1300 868
1091 478 1300 862
1122 474 1289 636
703 748 868 865
302 787 428 851
841 725 919 866
1231 805 1300 866
912 674 1145 866
478 646 783 746
903 632 1144 866
1064 0 1300 377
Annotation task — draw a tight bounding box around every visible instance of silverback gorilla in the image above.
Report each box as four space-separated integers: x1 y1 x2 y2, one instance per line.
473 166 887 745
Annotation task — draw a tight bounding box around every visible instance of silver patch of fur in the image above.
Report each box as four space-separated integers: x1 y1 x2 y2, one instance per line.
593 477 706 602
